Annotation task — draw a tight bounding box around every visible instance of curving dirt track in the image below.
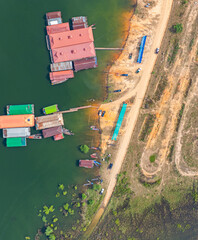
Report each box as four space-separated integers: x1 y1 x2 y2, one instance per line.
84 0 174 238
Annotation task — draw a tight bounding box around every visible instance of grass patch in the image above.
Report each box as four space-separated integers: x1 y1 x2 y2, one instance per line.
139 114 155 141
153 76 168 102
168 39 180 64
167 144 174 162
149 155 156 163
114 172 133 197
176 103 185 131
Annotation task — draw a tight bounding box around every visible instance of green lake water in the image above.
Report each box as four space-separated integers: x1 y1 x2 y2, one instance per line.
0 0 132 239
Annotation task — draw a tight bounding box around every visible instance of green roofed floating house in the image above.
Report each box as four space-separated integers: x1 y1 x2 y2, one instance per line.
43 104 59 115
6 137 27 147
7 104 34 115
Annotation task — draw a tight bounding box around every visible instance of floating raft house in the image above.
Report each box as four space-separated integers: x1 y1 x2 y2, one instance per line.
45 11 97 85
35 113 64 130
3 128 30 138
73 57 97 72
7 104 34 115
137 36 147 63
112 103 127 141
42 126 63 138
50 61 73 72
72 16 88 30
43 104 59 115
6 137 27 147
0 115 34 129
79 160 94 168
46 11 62 25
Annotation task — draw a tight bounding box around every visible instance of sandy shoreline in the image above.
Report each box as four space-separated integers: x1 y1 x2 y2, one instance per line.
84 0 174 238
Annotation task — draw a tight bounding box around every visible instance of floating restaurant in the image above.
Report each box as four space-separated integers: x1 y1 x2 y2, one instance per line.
45 11 97 85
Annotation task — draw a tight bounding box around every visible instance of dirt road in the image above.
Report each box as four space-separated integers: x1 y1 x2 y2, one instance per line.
84 0 174 238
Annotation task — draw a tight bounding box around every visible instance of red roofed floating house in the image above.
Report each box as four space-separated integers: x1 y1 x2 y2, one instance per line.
45 11 97 85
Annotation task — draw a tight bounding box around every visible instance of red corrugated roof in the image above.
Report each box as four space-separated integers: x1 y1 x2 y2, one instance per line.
48 27 94 49
51 42 96 63
53 133 64 141
49 70 74 80
46 23 70 35
79 160 94 168
42 126 62 138
46 11 61 19
74 57 97 71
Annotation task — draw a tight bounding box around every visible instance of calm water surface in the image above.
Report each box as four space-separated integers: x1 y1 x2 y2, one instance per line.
0 0 132 238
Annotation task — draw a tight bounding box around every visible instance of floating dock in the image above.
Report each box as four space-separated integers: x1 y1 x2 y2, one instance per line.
46 11 62 26
42 126 63 138
112 103 127 141
73 57 97 72
7 104 34 115
3 127 30 138
50 61 73 72
71 16 88 30
137 36 147 63
6 137 27 147
35 113 64 130
43 104 59 115
0 115 34 129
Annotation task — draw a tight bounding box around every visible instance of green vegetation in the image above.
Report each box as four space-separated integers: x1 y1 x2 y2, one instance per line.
58 184 64 191
92 184 101 191
149 155 156 163
181 0 188 4
43 205 55 215
82 193 87 200
168 39 180 63
139 114 155 141
173 23 183 33
45 226 53 236
56 192 60 198
80 144 90 153
114 172 132 197
176 103 185 131
88 199 94 205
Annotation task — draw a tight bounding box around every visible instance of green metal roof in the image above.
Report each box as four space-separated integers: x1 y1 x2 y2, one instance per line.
6 137 27 147
43 104 59 115
7 104 34 115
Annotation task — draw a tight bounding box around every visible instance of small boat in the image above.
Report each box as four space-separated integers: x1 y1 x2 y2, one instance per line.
90 125 99 131
28 134 42 139
90 153 98 158
62 128 74 136
90 146 101 151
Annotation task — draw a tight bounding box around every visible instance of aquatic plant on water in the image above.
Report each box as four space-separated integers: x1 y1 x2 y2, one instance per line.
63 203 69 210
63 191 67 195
58 184 64 191
56 192 60 198
80 145 89 154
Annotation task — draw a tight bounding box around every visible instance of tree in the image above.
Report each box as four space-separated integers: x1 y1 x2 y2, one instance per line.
42 216 47 223
81 193 87 200
88 199 94 205
49 205 55 213
45 226 53 236
80 145 89 153
93 184 101 191
173 23 183 33
49 234 56 240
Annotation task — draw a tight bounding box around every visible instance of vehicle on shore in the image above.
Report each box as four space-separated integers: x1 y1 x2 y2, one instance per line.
129 53 132 59
98 110 102 116
100 188 104 195
108 163 113 169
156 48 160 54
101 111 106 117
136 68 142 73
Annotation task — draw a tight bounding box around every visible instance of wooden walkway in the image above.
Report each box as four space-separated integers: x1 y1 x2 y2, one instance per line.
95 47 123 51
59 105 92 114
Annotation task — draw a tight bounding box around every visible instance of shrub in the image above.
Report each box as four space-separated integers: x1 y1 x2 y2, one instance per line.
45 226 53 236
92 184 101 191
82 193 87 200
88 199 94 205
63 203 69 210
173 23 183 33
58 184 64 191
115 218 120 226
149 155 156 163
80 145 89 153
